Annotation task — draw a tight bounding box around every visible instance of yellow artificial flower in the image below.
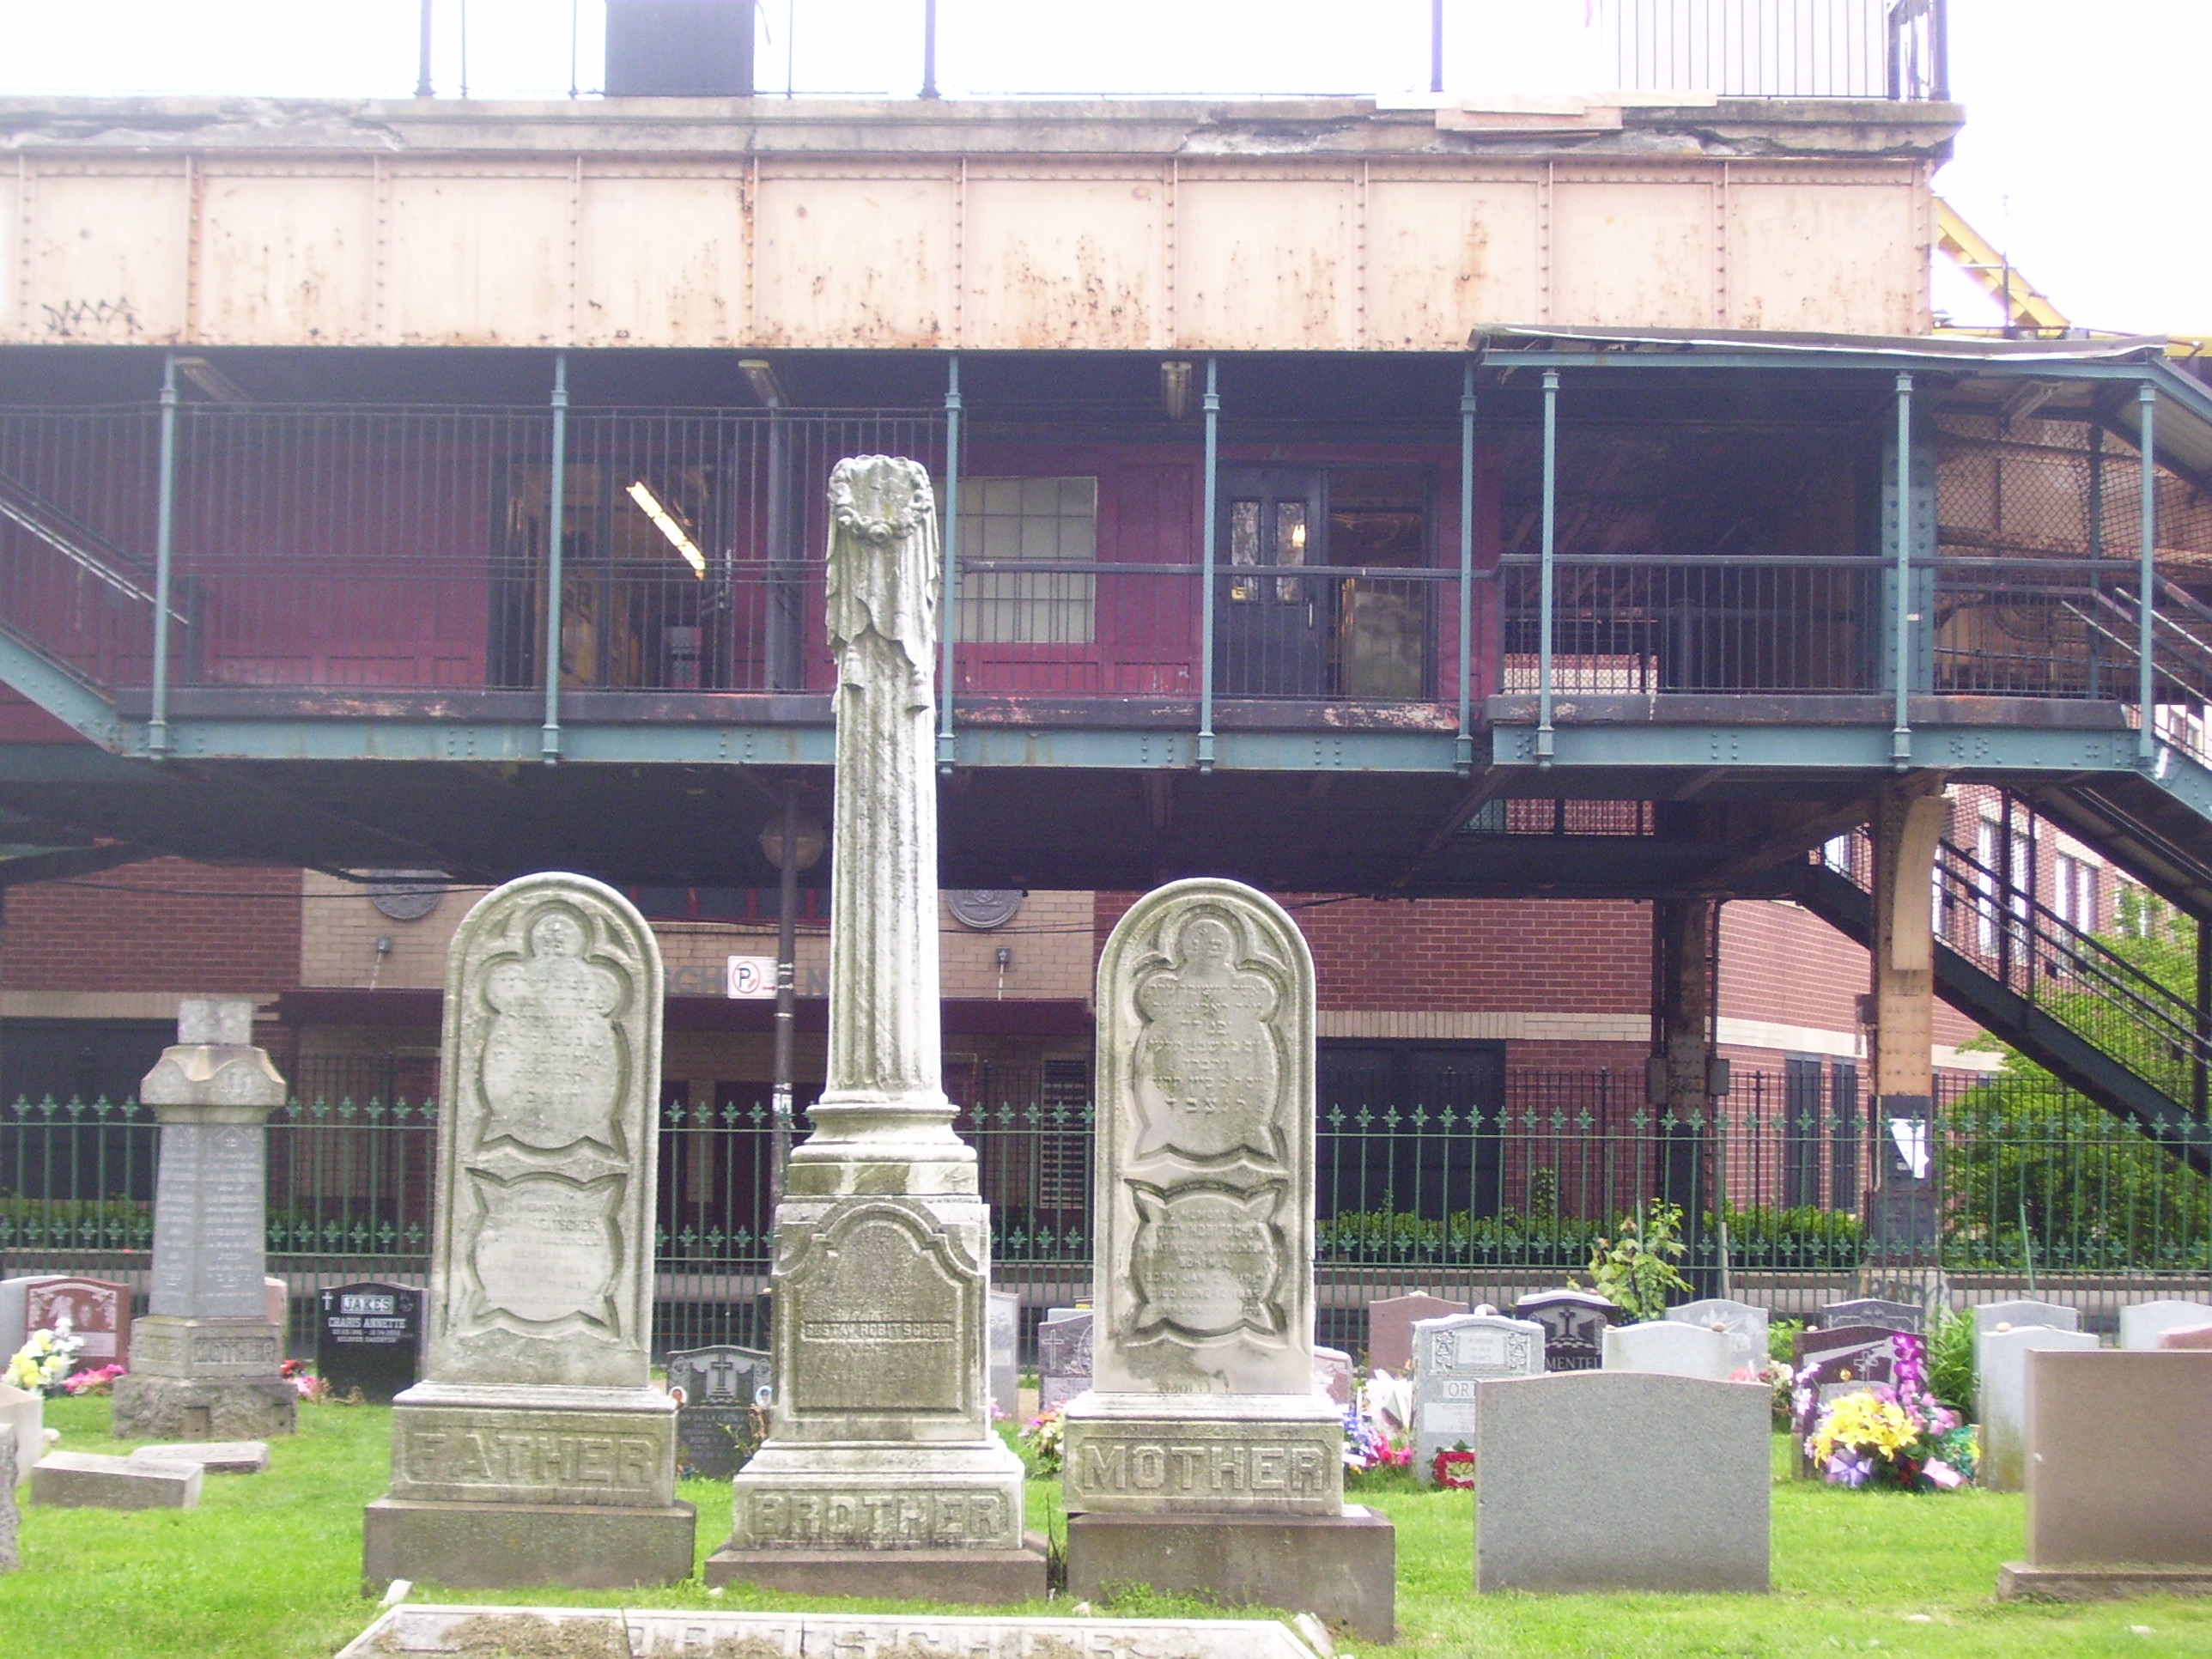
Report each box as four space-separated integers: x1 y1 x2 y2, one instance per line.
1809 1389 1918 1465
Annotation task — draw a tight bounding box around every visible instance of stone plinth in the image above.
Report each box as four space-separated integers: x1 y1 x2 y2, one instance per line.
1066 1509 1396 1643
714 459 1036 1603
33 1450 201 1510
366 875 695 1589
112 998 295 1442
131 1440 268 1474
1995 1349 2212 1600
1064 879 1389 1636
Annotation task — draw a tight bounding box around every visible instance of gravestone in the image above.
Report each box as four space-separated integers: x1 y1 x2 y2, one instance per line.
1475 1370 1771 1593
0 1278 61 1355
1819 1297 1923 1334
111 1000 295 1441
129 1440 267 1474
23 1278 131 1367
988 1291 1019 1419
1999 1349 2212 1599
1411 1311 1542 1485
1979 1324 2099 1492
0 1384 39 1486
1603 1321 1732 1381
1037 1312 1093 1412
1313 1344 1354 1407
1666 1297 1768 1376
1512 1290 1619 1371
2159 1324 2212 1350
363 874 696 1589
1789 1325 1917 1468
315 1282 422 1404
1062 879 1394 1644
0 1426 14 1572
2120 1300 2212 1352
1972 1299 2081 1436
33 1450 200 1510
667 1344 772 1480
713 459 1042 1603
1367 1292 1465 1375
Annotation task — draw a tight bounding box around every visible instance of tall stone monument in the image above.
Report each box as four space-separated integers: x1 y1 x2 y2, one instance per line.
708 457 1042 1601
112 999 295 1441
363 874 695 1589
1062 879 1394 1644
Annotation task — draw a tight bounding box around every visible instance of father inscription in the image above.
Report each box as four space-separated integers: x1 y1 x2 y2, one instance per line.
362 873 695 1590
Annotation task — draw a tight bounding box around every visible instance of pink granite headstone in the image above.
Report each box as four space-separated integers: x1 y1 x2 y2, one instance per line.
25 1277 131 1366
2156 1323 2212 1351
1368 1293 1467 1374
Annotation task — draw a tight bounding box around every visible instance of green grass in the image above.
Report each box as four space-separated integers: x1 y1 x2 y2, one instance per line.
4 1398 2210 1656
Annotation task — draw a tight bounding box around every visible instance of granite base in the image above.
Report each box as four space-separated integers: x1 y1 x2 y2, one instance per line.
1998 1563 2212 1601
361 1497 696 1592
704 1532 1051 1603
110 1373 296 1441
1065 1506 1395 1644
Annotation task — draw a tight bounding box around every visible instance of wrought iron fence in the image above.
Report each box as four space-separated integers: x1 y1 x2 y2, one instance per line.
1612 0 1948 100
3 1062 2203 1361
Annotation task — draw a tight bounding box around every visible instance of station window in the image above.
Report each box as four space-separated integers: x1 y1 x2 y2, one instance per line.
956 476 1097 644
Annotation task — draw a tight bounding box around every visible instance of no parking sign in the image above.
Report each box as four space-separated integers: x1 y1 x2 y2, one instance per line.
726 956 777 999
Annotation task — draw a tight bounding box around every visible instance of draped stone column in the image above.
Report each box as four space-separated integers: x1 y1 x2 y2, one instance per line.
711 456 1042 1602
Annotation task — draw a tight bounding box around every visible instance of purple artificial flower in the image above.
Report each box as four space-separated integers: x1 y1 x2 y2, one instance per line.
1825 1449 1875 1489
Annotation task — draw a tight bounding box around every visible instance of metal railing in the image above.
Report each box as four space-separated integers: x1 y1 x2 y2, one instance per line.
4 1063 2203 1359
1613 0 1948 100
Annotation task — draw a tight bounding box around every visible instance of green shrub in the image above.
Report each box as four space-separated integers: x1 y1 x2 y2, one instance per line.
1926 1304 1975 1417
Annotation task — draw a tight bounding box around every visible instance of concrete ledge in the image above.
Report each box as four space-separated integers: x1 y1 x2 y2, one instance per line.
1066 1507 1395 1644
111 1374 296 1441
33 1451 200 1510
704 1533 1050 1604
1998 1563 2212 1601
362 1497 696 1592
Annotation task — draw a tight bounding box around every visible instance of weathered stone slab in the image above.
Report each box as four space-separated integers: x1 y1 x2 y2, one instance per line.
1979 1325 2099 1492
2120 1299 2212 1352
337 1604 1329 1659
107 1373 295 1442
1037 1312 1092 1412
0 1383 41 1487
32 1450 201 1510
1066 1508 1396 1644
2018 1351 2212 1574
1819 1297 1922 1334
129 1439 266 1474
1603 1320 1732 1381
1411 1312 1542 1484
1511 1290 1618 1371
666 1344 770 1480
1667 1297 1769 1376
988 1290 1019 1420
0 1427 16 1573
1312 1344 1353 1407
369 874 694 1588
1367 1292 1465 1375
1475 1371 1770 1594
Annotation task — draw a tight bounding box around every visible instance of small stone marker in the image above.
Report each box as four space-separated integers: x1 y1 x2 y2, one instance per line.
128 1440 268 1474
2120 1300 2212 1352
1367 1292 1466 1375
0 1426 16 1572
1980 1324 2099 1492
1475 1370 1770 1593
33 1449 201 1510
112 998 295 1441
1313 1344 1354 1407
1603 1320 1733 1381
2159 1324 2212 1351
1665 1298 1769 1376
988 1291 1020 1419
315 1282 423 1404
1411 1311 1542 1484
665 1344 772 1479
1037 1311 1093 1412
0 1382 42 1487
22 1277 131 1366
1999 1349 2212 1600
1818 1297 1923 1334
1512 1290 1619 1371
365 874 696 1590
1972 1298 2077 1376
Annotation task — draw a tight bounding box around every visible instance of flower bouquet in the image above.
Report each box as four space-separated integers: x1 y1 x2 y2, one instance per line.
1802 1333 1977 1491
1430 1448 1475 1489
1019 1404 1064 1474
281 1358 331 1403
5 1318 84 1396
1343 1374 1413 1486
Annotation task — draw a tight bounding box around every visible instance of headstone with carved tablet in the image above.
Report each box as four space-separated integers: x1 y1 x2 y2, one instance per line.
362 874 695 1589
23 1277 131 1368
315 1281 422 1404
667 1344 773 1479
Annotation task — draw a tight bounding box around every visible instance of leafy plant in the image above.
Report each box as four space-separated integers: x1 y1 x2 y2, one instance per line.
1572 1199 1693 1321
1925 1305 1975 1418
1768 1317 1806 1364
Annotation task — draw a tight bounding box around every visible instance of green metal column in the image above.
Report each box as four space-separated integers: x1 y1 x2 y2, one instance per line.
2138 380 2159 762
939 353 963 771
1537 368 1558 763
148 354 179 759
1892 372 1913 767
541 351 568 764
1199 355 1219 772
1456 358 1477 773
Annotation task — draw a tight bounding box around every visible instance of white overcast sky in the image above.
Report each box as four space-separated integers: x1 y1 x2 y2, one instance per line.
0 0 2199 333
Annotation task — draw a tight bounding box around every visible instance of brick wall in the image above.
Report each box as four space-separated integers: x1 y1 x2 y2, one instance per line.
3 857 301 994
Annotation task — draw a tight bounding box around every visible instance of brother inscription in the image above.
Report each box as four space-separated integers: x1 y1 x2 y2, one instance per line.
316 1282 422 1404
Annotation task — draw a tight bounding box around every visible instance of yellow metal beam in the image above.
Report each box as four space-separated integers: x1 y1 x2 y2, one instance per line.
1933 198 2071 334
